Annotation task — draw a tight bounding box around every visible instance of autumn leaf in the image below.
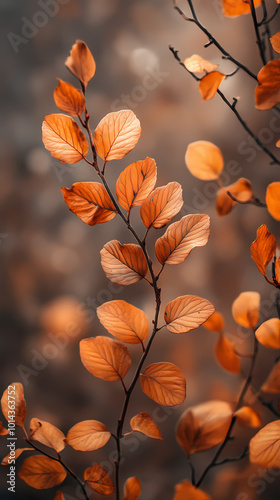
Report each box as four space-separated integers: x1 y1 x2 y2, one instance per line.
94 110 141 161
255 318 280 349
203 312 224 332
255 60 280 110
261 361 280 393
176 400 233 454
61 182 117 226
54 492 65 500
140 182 183 229
80 336 131 381
250 225 276 277
215 335 241 374
155 214 210 265
0 422 8 436
53 79 85 117
173 481 211 500
2 448 32 466
216 178 253 216
124 477 141 500
275 256 280 284
232 291 260 329
249 420 280 468
185 141 224 180
19 455 67 489
223 0 262 17
130 412 162 440
42 114 88 164
84 464 115 495
140 362 186 406
1 383 26 427
65 40 96 89
234 407 261 428
66 420 111 451
116 157 157 212
97 300 149 345
100 240 148 285
270 32 280 53
199 71 226 101
266 182 280 221
165 295 215 334
29 418 66 453
184 54 218 73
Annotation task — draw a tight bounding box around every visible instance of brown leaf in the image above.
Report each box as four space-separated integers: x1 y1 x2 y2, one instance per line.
61 182 117 226
255 318 280 349
100 240 148 285
250 225 276 276
53 79 85 117
2 448 32 466
203 312 224 332
155 214 210 265
176 400 233 454
270 32 280 53
19 455 67 489
266 182 280 221
215 335 241 374
261 361 280 393
232 291 260 329
216 178 253 216
0 422 9 436
140 362 186 406
184 54 218 73
42 114 88 164
249 420 280 468
199 71 226 101
124 477 141 500
65 40 96 89
234 407 261 428
66 420 111 451
97 300 149 344
185 141 224 180
223 0 262 17
165 295 215 334
80 336 131 381
255 60 280 110
173 481 211 500
94 110 141 161
130 412 162 440
30 418 66 453
140 182 183 230
116 157 157 212
1 383 26 427
84 464 115 495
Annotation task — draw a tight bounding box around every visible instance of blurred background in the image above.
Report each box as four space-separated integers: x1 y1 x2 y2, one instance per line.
1 0 280 498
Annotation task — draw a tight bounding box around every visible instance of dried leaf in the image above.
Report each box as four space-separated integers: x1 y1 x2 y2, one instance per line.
261 361 280 393
232 291 260 329
65 40 96 89
234 407 261 428
30 418 66 453
270 32 280 53
266 182 280 221
185 141 224 180
124 477 141 500
215 335 241 374
19 455 66 489
80 336 131 381
184 54 218 73
116 157 157 211
140 362 186 406
0 422 9 436
255 60 280 110
94 110 141 161
165 295 215 334
176 400 233 454
53 79 85 117
84 464 115 495
249 420 280 468
2 448 32 466
216 178 253 216
42 114 88 164
100 240 148 285
130 412 162 440
203 312 224 332
223 0 262 17
199 71 226 101
66 420 111 451
250 224 276 276
61 182 117 226
97 300 149 344
255 318 280 349
155 214 210 265
140 182 183 229
173 481 211 500
1 383 26 427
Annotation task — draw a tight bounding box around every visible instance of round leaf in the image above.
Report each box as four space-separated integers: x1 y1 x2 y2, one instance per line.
124 477 141 500
249 420 280 468
80 336 131 381
30 418 66 453
42 114 88 164
100 240 148 285
165 295 215 334
116 157 157 211
65 40 96 89
140 182 183 229
232 291 260 329
19 456 66 490
97 300 149 344
84 464 115 495
266 182 280 221
255 318 280 349
215 335 241 374
185 141 224 180
1 383 26 427
66 420 111 451
140 362 186 406
130 412 162 440
53 79 85 116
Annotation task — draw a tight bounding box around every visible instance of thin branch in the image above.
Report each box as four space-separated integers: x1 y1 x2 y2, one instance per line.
261 0 274 61
258 396 280 418
249 0 267 65
214 446 249 466
259 4 280 26
226 191 267 208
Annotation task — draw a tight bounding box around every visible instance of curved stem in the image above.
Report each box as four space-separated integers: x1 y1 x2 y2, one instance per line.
249 0 266 65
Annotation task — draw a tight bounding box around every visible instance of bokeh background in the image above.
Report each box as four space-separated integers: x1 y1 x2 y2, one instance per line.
1 0 280 498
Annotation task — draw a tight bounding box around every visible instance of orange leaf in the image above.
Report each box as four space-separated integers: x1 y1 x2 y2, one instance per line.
185 141 224 180
42 114 88 164
203 312 224 332
234 406 261 428
173 481 211 500
116 157 157 212
79 336 131 381
155 214 210 265
216 178 253 216
19 455 66 489
249 420 280 468
140 182 183 229
261 361 280 393
275 256 280 284
199 71 226 101
164 295 215 334
0 422 8 436
176 400 233 454
100 240 148 285
255 60 280 110
65 40 96 89
30 418 66 453
184 54 218 73
255 318 280 349
250 225 276 276
215 335 241 374
270 32 280 53
140 362 186 406
61 182 117 226
66 420 111 451
2 448 32 466
223 0 262 17
97 300 149 344
232 291 260 329
53 79 85 117
54 492 65 500
1 383 26 427
124 477 141 500
94 110 141 161
130 412 162 440
266 182 280 221
84 464 115 495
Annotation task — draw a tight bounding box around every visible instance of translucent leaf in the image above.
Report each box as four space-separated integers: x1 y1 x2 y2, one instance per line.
2 448 32 465
1 383 26 427
261 361 280 393
249 420 280 468
84 464 115 495
66 420 111 451
30 418 66 453
173 481 211 500
255 60 280 110
223 0 262 17
232 291 260 329
53 79 85 117
42 114 88 164
100 240 148 285
124 477 141 500
234 407 261 428
65 40 96 89
165 295 215 334
140 362 186 406
185 141 224 180
266 182 280 221
255 318 280 348
250 225 276 276
270 32 280 53
80 336 131 381
215 336 241 374
199 71 226 101
116 157 157 211
203 312 224 332
97 300 149 344
184 54 218 73
130 412 162 440
19 456 66 490
140 182 183 229
216 178 253 216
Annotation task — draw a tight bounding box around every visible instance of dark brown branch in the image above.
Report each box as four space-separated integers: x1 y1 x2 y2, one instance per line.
249 0 267 65
226 191 267 208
